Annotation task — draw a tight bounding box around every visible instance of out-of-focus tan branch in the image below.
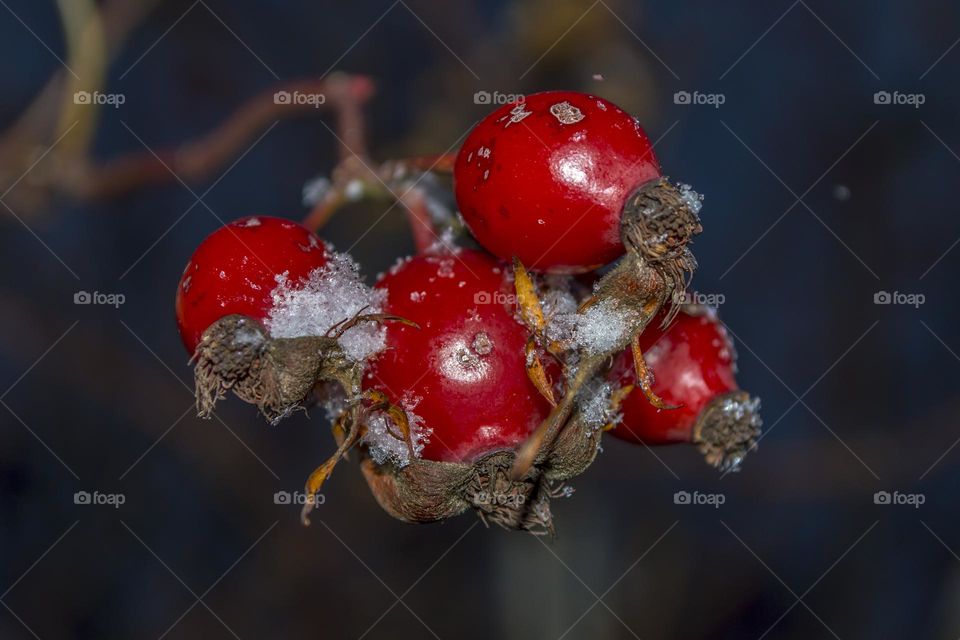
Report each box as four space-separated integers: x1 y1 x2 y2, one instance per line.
71 74 375 200
0 0 160 210
55 0 107 156
0 0 379 213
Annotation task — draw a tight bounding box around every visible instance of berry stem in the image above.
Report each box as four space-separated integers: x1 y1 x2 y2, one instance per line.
510 252 670 480
398 186 438 254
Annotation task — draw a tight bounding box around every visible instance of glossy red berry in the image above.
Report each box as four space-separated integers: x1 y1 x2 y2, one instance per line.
364 249 554 463
608 306 760 469
454 91 661 273
175 216 329 355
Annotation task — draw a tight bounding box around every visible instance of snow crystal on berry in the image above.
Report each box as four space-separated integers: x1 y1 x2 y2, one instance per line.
319 383 349 423
265 252 387 362
578 381 617 431
362 404 431 468
424 227 461 256
545 299 637 354
575 300 638 353
678 183 703 215
302 176 331 206
540 276 579 318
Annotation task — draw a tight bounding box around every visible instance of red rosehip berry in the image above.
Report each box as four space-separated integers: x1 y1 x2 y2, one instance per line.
175 216 329 355
454 91 661 273
608 306 761 470
363 249 555 463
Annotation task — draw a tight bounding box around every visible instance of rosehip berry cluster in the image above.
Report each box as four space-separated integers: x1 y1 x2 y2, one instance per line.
175 90 761 534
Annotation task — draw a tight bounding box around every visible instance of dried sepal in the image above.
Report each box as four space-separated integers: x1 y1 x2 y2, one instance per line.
362 389 416 455
385 404 415 457
512 257 546 333
301 409 364 525
524 338 557 407
603 384 634 432
327 310 419 337
630 334 678 410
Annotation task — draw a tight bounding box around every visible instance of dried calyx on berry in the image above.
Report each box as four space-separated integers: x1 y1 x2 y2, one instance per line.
192 310 404 423
607 304 762 471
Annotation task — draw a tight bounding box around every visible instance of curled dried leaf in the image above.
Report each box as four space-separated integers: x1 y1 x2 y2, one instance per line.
524 338 557 407
630 334 679 411
301 410 364 525
385 404 415 457
603 384 635 432
512 257 546 334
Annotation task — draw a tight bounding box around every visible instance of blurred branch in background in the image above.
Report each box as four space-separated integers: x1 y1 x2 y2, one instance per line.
0 0 382 213
0 0 465 257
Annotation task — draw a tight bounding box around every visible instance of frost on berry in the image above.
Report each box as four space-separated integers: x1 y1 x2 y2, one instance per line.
542 297 639 356
266 251 387 362
573 299 640 354
677 183 704 215
577 380 618 433
362 403 431 468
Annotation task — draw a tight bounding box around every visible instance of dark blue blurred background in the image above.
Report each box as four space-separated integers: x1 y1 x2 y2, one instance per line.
1 1 958 638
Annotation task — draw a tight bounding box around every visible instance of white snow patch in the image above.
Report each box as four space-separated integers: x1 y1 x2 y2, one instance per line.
345 179 365 201
232 322 265 347
302 176 331 206
541 277 579 318
545 298 637 355
578 381 618 431
678 183 703 215
362 401 431 468
574 300 637 353
265 252 386 362
319 383 350 423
